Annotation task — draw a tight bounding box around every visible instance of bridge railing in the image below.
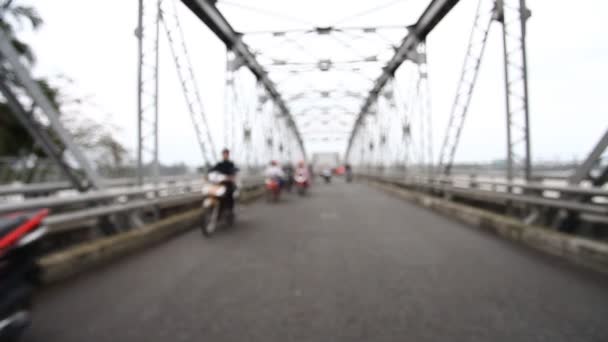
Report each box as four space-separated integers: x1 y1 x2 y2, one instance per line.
0 175 264 252
359 172 608 228
0 174 207 198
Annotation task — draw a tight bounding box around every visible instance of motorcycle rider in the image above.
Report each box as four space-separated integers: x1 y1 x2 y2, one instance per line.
209 148 238 213
282 163 295 192
345 163 353 182
321 167 332 183
295 160 310 181
264 160 285 184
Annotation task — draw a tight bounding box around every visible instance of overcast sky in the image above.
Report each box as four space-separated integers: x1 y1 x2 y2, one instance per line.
22 0 608 166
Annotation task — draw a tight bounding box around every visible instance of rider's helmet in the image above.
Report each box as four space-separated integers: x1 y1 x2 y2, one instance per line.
271 160 278 166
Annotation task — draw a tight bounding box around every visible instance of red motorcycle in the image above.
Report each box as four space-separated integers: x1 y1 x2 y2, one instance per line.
265 178 281 202
0 209 49 341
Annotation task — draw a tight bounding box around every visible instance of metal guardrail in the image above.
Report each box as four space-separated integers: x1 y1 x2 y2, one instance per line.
0 181 205 215
361 173 608 223
0 175 264 236
404 174 608 199
0 174 204 197
45 192 205 234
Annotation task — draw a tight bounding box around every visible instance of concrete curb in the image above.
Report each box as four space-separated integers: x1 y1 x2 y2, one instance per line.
37 208 203 284
38 186 265 284
369 180 608 274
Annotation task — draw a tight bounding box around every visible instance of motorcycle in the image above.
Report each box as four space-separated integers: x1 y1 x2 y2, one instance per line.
345 172 353 183
294 174 309 196
321 170 332 184
0 209 48 341
201 172 236 237
265 177 281 202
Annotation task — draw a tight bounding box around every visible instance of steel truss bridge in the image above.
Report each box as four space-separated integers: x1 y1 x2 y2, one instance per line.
0 1 608 340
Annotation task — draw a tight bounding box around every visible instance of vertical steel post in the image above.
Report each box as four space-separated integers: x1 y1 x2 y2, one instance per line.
136 0 144 186
136 0 161 186
497 0 532 181
519 0 532 181
498 0 514 181
153 0 161 183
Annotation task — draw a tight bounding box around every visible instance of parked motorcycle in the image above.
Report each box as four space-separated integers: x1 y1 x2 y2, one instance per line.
201 172 236 237
295 174 309 196
0 209 48 341
265 177 281 202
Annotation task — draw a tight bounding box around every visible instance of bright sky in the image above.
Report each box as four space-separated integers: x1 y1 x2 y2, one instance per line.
22 0 608 167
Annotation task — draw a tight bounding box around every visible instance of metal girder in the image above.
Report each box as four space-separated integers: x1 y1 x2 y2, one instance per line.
569 128 608 186
496 0 532 181
179 0 306 157
0 29 102 189
346 0 461 159
241 25 408 37
161 0 217 165
437 0 494 175
0 76 87 191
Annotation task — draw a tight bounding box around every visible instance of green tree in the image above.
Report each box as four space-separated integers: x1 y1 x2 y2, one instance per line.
0 1 130 181
0 0 53 157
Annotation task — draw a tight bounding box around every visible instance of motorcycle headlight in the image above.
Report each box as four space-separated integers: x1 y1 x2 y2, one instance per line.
215 187 227 197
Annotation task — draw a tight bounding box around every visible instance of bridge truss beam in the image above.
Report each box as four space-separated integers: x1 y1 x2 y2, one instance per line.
345 0 461 161
161 0 218 166
437 0 495 176
0 29 102 189
179 0 306 159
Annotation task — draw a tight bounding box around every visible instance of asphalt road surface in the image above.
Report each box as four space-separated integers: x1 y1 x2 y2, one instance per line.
24 180 608 341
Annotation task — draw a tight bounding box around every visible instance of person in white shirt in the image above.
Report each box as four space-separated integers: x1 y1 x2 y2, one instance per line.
295 160 309 180
264 160 285 180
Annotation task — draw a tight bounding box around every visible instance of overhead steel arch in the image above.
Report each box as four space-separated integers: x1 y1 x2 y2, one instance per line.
345 0 461 160
179 0 306 158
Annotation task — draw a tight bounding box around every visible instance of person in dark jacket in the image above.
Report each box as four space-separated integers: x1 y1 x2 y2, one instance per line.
209 148 239 211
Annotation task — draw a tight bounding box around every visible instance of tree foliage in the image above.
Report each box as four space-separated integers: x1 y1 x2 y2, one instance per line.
0 1 130 181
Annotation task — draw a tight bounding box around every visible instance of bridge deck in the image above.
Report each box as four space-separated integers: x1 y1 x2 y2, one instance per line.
24 181 608 341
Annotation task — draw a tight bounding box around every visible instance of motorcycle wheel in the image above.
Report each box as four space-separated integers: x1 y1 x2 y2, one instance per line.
201 204 220 237
0 304 31 342
225 210 235 227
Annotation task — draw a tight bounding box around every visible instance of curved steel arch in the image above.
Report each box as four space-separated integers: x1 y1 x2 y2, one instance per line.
179 0 306 158
345 0 461 160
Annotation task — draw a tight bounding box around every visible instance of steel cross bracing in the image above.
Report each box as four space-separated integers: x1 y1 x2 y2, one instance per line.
0 29 103 189
180 0 428 154
179 0 306 159
347 50 431 173
345 0 461 161
161 0 218 166
239 26 411 151
437 0 495 176
224 56 303 169
435 0 531 180
570 129 608 187
0 72 87 191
